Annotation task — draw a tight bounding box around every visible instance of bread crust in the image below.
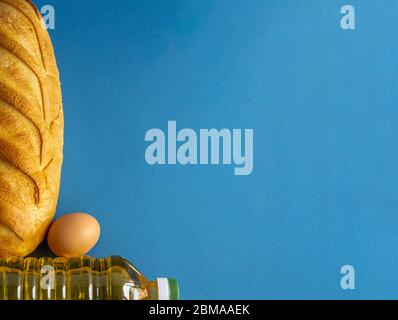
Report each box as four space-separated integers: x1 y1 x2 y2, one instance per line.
0 0 63 256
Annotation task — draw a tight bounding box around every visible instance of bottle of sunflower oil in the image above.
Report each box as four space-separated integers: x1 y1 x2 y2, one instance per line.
0 256 179 300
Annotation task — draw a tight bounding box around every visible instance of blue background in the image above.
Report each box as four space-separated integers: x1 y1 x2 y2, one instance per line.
32 0 398 299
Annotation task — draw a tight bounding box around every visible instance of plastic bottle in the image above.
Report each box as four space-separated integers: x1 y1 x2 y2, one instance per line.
0 256 179 300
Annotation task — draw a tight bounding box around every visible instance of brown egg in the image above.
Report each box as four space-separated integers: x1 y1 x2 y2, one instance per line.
47 212 100 257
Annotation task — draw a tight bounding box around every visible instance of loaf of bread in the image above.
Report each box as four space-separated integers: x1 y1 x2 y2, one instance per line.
0 0 63 257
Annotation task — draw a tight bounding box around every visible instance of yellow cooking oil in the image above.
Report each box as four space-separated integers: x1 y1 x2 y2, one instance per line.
0 256 179 300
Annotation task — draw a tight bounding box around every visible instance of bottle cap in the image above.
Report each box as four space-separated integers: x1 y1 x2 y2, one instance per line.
156 278 180 300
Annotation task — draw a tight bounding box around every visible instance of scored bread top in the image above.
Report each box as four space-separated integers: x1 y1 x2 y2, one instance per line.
0 0 63 256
